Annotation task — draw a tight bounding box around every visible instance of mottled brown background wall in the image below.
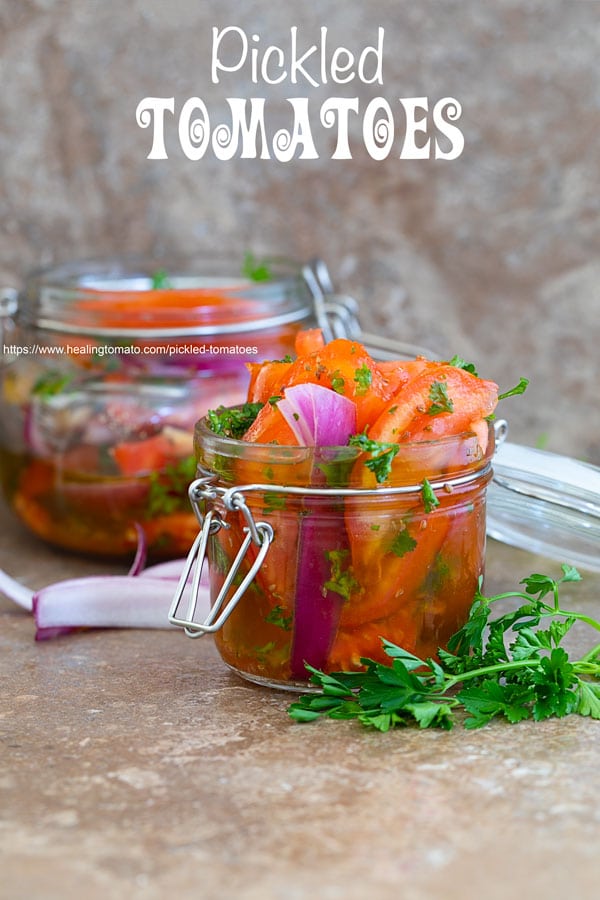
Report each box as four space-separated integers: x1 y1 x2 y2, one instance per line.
1 0 599 461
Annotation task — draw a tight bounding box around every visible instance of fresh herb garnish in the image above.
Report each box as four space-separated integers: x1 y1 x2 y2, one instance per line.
427 380 454 415
147 454 197 516
421 478 440 513
32 371 73 397
498 377 529 400
330 371 345 394
242 252 272 282
207 402 263 439
323 549 361 601
389 529 418 558
348 433 400 484
151 268 172 289
449 355 478 376
354 364 373 396
263 492 286 513
288 565 600 732
265 605 293 631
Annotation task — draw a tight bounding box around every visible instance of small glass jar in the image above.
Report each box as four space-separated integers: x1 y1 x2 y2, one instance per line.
0 257 358 559
169 415 494 690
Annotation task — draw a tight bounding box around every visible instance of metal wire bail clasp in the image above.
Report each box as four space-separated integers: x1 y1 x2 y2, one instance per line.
168 478 274 638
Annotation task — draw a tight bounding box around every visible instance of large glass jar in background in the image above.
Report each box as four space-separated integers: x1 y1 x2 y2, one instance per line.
0 257 358 559
169 416 494 690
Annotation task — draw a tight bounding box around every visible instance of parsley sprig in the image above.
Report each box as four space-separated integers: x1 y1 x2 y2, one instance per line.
242 252 273 282
289 565 600 731
348 433 400 483
498 377 529 400
426 380 454 415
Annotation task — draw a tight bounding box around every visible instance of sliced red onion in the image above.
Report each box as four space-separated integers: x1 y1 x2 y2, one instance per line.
274 383 356 678
138 558 187 579
138 558 209 585
33 576 210 641
277 383 356 447
127 523 148 576
290 513 349 679
0 569 34 612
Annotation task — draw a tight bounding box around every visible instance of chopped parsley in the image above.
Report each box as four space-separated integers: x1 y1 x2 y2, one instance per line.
262 492 286 513
330 371 345 394
242 252 272 282
421 478 440 513
265 605 293 631
150 269 172 289
207 402 263 438
323 549 361 601
427 380 454 415
32 370 73 397
348 433 401 484
147 454 197 516
389 529 418 558
354 364 373 396
449 355 478 376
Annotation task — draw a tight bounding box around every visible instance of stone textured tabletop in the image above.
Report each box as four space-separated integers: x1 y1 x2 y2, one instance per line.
1 497 600 900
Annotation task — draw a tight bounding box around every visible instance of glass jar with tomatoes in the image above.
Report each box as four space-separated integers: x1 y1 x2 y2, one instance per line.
169 331 498 689
169 413 494 689
0 257 357 559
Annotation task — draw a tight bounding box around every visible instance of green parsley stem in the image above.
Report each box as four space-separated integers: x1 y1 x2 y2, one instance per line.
578 642 600 665
441 657 545 693
574 659 600 674
486 590 534 603
487 590 600 636
540 607 600 635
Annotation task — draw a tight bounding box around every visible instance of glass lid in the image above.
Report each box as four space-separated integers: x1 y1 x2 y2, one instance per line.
488 422 600 572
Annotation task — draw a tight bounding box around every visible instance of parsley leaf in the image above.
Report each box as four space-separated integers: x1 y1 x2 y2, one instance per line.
389 529 418 558
265 605 293 631
498 377 529 400
348 433 400 483
147 454 197 516
449 355 478 376
323 549 360 600
207 402 263 439
577 681 600 719
354 364 373 396
426 380 454 415
421 478 440 513
151 268 172 289
242 252 272 282
32 371 73 397
330 370 345 394
288 565 600 733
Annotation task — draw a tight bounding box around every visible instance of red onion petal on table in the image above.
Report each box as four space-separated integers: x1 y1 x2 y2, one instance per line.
31 576 209 640
0 569 34 611
0 541 209 639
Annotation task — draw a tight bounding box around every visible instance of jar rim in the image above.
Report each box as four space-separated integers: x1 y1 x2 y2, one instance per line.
18 256 314 338
194 412 495 490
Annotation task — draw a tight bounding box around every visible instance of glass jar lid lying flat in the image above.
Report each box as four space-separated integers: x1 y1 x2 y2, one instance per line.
488 423 600 572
